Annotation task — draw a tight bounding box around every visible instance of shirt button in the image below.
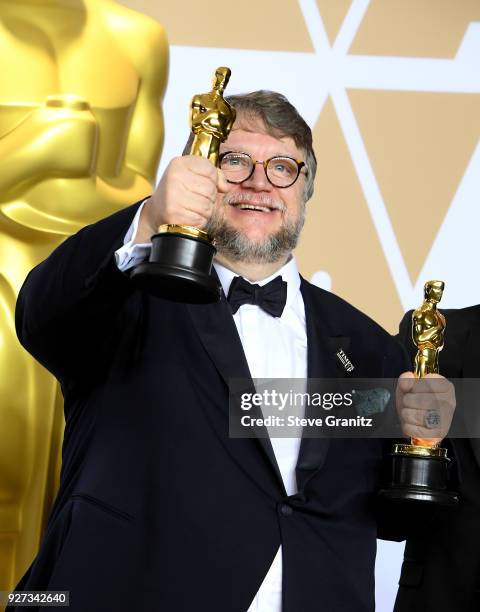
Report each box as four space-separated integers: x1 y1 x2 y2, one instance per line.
280 503 293 517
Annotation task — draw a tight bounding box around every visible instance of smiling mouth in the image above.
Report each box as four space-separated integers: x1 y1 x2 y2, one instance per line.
227 197 285 213
231 203 279 212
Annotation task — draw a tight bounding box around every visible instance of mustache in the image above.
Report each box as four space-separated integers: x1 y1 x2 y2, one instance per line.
222 192 286 212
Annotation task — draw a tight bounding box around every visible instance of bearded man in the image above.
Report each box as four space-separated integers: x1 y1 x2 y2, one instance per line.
11 91 455 612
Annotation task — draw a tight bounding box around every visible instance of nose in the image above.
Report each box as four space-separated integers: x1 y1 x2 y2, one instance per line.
241 162 272 191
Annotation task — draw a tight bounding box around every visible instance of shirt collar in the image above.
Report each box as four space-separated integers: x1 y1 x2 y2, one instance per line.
214 257 301 313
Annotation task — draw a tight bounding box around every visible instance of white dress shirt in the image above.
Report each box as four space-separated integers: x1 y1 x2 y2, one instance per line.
116 204 308 612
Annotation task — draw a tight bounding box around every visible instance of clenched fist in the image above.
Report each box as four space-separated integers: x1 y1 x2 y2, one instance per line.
396 372 456 444
134 156 229 244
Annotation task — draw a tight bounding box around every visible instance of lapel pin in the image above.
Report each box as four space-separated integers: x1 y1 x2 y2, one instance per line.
336 349 355 373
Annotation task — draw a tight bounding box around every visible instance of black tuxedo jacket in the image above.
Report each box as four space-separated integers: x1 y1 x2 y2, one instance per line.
395 306 480 612
11 203 412 612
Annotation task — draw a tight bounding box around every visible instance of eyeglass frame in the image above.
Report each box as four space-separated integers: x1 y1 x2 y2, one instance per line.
218 151 307 189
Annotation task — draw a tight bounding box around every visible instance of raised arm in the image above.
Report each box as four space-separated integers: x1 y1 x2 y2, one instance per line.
15 203 142 390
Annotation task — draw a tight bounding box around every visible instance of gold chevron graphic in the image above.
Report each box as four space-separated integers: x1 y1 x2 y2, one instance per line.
348 89 480 286
316 0 353 45
296 97 404 328
350 0 480 58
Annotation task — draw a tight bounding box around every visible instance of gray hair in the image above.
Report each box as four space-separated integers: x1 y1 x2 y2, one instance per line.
183 90 317 202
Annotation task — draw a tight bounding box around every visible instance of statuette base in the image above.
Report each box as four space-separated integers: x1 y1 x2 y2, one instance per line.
379 448 458 506
130 230 221 303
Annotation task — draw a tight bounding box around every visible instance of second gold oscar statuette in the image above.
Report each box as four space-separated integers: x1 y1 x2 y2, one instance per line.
379 280 458 505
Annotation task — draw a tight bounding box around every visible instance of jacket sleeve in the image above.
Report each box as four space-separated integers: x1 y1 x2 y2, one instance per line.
15 201 145 391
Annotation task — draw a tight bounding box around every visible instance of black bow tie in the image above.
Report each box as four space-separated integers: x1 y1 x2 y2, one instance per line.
227 275 288 318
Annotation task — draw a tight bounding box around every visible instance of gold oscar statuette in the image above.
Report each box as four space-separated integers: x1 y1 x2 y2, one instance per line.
131 67 236 303
380 281 458 505
0 1 168 596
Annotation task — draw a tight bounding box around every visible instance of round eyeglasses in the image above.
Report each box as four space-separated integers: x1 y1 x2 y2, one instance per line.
219 151 307 188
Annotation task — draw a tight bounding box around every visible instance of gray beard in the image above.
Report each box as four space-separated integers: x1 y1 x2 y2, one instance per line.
205 202 305 264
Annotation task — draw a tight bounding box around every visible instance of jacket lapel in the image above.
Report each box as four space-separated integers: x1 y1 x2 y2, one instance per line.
295 279 352 491
185 289 286 497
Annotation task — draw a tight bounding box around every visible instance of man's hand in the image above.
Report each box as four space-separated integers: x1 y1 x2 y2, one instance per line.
396 372 456 444
134 155 229 244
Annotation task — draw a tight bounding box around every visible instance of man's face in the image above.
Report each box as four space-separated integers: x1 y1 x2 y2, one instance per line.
206 117 307 264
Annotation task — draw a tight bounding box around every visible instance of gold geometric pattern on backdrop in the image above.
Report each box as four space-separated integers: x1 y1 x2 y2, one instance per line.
117 0 314 51
348 90 480 285
296 97 404 327
315 0 353 45
350 0 480 58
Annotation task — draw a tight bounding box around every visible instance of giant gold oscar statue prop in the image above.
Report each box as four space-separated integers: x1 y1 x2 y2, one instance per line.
0 0 167 598
380 281 458 505
131 67 236 303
